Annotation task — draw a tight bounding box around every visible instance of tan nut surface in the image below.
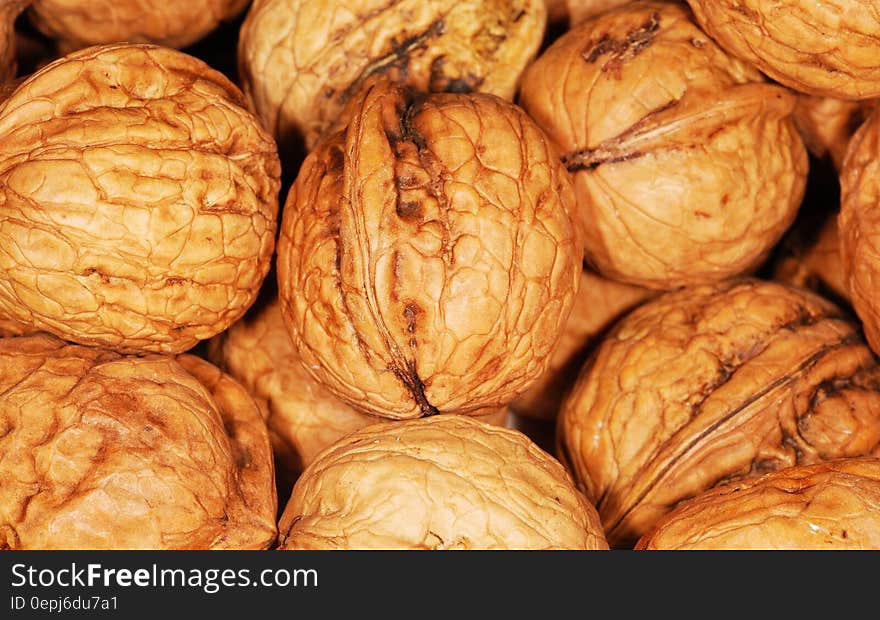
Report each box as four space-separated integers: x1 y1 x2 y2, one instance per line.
0 43 281 354
511 268 652 420
28 0 249 52
637 458 880 550
559 279 880 548
0 1 29 83
519 1 808 290
277 78 582 419
0 334 277 550
774 214 849 305
793 96 876 170
687 0 880 100
277 414 608 550
840 108 880 358
238 0 546 152
546 0 640 28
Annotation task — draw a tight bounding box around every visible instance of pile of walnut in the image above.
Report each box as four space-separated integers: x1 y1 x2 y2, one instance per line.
1 0 880 550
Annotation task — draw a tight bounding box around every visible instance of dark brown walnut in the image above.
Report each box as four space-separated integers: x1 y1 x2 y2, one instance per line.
519 1 808 290
687 1 880 100
277 415 608 550
276 78 582 420
28 0 249 52
0 43 281 354
0 0 29 83
774 214 849 306
637 458 880 550
558 279 880 548
546 0 646 29
238 0 546 153
0 334 277 550
0 314 33 337
793 96 877 170
511 268 652 420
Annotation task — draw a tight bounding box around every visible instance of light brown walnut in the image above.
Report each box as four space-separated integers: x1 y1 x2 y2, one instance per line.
276 77 582 419
0 44 281 354
840 107 880 358
687 0 880 100
519 1 808 290
511 268 652 420
793 95 876 170
0 1 29 83
774 214 849 305
238 0 546 153
559 279 880 548
547 0 646 29
28 0 249 52
0 334 277 550
637 458 880 550
277 415 608 550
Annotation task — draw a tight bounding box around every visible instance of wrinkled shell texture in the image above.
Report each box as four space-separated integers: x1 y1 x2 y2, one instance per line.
774 214 848 304
29 0 250 51
687 0 880 100
0 44 281 354
637 458 880 550
519 1 808 290
0 1 28 83
208 296 382 477
793 96 875 170
277 78 581 420
277 415 608 550
511 268 652 420
559 279 880 547
238 0 546 151
0 334 277 550
841 108 880 357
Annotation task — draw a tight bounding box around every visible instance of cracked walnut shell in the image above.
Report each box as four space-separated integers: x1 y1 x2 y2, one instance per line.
0 43 281 354
637 458 880 550
28 0 249 52
519 1 808 290
276 78 582 420
277 415 608 550
559 279 880 548
686 1 880 100
0 334 277 550
238 0 546 152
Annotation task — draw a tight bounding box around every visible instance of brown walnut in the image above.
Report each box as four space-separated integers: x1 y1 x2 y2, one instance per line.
0 43 281 354
793 95 877 170
773 213 849 306
238 0 546 152
687 0 880 100
840 107 880 358
28 0 249 52
511 268 652 420
0 334 277 550
0 1 29 83
637 458 880 550
559 279 880 548
546 0 645 29
519 1 808 290
276 77 582 419
277 414 608 550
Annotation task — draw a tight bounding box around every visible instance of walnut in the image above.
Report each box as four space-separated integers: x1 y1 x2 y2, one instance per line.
238 0 546 153
773 213 849 306
28 0 249 52
276 77 581 419
546 0 643 29
686 1 880 100
0 334 277 550
519 1 808 290
793 95 876 170
558 279 880 548
0 1 29 82
276 415 608 550
841 108 880 357
637 458 880 550
511 268 652 420
0 43 281 354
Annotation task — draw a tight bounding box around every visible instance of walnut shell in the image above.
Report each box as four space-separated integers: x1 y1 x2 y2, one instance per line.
793 95 876 170
546 0 641 28
238 0 546 152
511 268 652 420
0 334 277 550
773 213 849 305
277 414 608 550
0 43 281 354
559 279 880 548
686 1 880 100
28 0 249 52
0 1 29 82
637 458 880 550
276 77 581 419
519 1 808 290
